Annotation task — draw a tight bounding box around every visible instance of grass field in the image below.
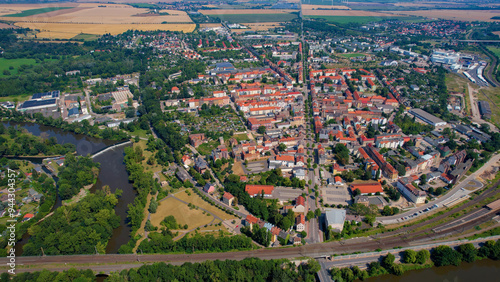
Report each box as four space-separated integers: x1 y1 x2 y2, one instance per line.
209 13 297 23
197 140 219 156
233 133 250 142
71 33 100 41
307 15 412 24
0 58 38 77
174 190 237 221
477 87 500 126
150 196 214 230
232 161 245 176
339 53 367 58
487 46 500 72
3 7 73 17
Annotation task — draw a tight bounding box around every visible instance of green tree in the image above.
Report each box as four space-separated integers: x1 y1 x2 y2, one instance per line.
416 249 430 264
457 243 478 263
403 249 417 264
148 199 158 213
431 245 462 266
382 253 395 268
257 126 266 134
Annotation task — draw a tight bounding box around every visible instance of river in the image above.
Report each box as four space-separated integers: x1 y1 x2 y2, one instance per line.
366 258 500 282
3 122 135 254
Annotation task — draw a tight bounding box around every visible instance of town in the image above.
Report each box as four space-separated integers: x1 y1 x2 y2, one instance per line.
0 0 500 281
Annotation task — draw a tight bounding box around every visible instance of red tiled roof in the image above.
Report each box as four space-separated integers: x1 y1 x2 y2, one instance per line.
349 183 383 194
245 185 274 196
296 196 305 207
246 214 258 224
223 192 234 200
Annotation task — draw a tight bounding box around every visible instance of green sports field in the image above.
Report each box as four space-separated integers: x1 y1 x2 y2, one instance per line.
3 7 73 17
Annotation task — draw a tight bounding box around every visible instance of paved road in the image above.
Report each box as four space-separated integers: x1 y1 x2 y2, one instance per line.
377 153 500 224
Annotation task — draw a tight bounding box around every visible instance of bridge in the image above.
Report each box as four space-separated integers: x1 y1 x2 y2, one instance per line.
91 140 132 159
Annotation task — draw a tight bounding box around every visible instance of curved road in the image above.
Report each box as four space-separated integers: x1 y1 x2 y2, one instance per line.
377 153 500 224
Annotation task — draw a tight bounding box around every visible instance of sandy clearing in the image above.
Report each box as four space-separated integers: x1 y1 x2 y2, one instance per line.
384 9 500 22
149 196 213 229
200 9 295 15
15 22 196 39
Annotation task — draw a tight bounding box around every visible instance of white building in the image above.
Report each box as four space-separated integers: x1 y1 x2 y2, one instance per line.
325 208 346 232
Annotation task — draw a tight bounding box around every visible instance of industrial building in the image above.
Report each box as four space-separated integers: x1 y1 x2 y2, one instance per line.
324 208 346 232
431 50 460 65
409 108 447 127
478 101 491 119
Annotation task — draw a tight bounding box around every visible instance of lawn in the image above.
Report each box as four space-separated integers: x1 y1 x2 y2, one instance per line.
233 133 250 142
197 140 219 156
175 190 237 221
149 196 214 230
0 93 31 103
3 7 73 17
209 13 297 23
339 53 367 58
129 128 151 139
307 15 415 24
0 58 39 78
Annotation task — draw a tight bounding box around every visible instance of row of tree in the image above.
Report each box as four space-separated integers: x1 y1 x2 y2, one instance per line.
5 257 321 281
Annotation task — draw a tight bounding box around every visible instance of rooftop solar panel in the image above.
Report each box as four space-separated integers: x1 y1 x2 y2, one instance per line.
20 98 57 109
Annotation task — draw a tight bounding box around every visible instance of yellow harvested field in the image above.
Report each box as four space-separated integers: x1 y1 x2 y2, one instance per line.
200 9 295 15
302 4 350 11
175 190 237 221
0 3 195 40
384 10 500 22
304 9 399 17
150 197 214 229
15 22 195 39
0 4 193 24
494 31 500 37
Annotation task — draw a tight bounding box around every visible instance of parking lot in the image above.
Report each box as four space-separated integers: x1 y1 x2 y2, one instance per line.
321 185 351 206
243 160 268 174
271 187 305 201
